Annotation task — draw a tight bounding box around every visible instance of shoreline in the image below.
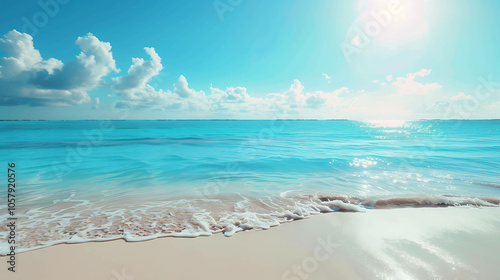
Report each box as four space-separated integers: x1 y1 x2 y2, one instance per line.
2 207 500 279
3 191 499 257
3 193 499 256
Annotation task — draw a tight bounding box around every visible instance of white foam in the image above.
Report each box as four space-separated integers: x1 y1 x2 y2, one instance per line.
0 192 498 255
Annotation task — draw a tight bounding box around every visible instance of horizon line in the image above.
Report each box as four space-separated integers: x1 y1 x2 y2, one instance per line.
1 119 500 121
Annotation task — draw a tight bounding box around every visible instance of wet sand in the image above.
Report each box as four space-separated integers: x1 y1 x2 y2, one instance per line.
1 207 500 280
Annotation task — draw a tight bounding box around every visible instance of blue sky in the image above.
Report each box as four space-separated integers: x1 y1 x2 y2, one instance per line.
0 0 499 119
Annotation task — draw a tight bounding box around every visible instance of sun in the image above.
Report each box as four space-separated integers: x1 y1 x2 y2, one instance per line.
343 0 431 74
352 0 429 46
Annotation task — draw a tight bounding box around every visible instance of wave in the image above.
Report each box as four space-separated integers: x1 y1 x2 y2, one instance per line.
0 137 239 150
316 194 500 209
472 182 500 189
0 192 498 256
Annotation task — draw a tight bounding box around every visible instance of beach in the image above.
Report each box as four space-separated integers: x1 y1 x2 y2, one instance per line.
2 0 500 278
2 207 499 280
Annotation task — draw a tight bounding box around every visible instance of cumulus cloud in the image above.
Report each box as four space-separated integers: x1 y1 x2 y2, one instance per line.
32 33 118 90
0 31 62 78
207 86 265 115
112 48 257 113
113 47 162 99
109 65 451 119
272 79 306 108
174 75 198 98
171 75 211 111
265 80 349 115
0 30 117 106
210 86 250 104
296 69 448 119
112 50 208 111
112 64 351 117
112 48 206 110
392 69 442 95
1 30 474 120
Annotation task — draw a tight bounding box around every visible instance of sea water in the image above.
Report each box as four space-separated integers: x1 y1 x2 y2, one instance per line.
0 120 499 253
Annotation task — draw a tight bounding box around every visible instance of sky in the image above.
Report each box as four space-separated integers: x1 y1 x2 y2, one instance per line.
0 0 499 120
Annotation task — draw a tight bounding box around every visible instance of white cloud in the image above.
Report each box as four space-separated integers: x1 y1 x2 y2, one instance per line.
112 48 200 111
0 30 62 78
112 48 209 111
210 86 250 104
32 32 118 92
171 75 210 111
173 75 205 100
110 64 457 120
0 30 117 106
208 86 263 115
392 69 442 95
2 30 489 119
265 80 349 115
450 92 471 101
268 79 306 108
113 47 163 99
322 73 332 83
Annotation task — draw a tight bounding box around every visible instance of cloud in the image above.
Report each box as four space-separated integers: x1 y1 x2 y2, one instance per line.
392 69 442 95
450 92 471 101
171 75 210 111
322 73 332 83
111 48 212 111
32 33 118 90
0 30 62 78
306 69 449 119
208 86 263 115
112 49 257 114
210 86 250 104
111 47 193 111
112 66 352 118
113 47 162 99
1 30 483 120
174 75 198 98
109 65 453 120
268 79 306 108
266 80 349 114
0 30 117 106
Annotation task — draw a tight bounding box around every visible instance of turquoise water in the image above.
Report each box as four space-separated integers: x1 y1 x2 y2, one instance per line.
1 120 499 252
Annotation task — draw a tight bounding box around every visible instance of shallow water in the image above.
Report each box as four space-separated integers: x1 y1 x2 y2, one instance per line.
0 120 499 253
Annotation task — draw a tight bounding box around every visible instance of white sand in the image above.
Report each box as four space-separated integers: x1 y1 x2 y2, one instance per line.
2 207 500 280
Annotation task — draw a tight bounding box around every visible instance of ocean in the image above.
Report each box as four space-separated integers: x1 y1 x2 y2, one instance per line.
1 120 499 254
